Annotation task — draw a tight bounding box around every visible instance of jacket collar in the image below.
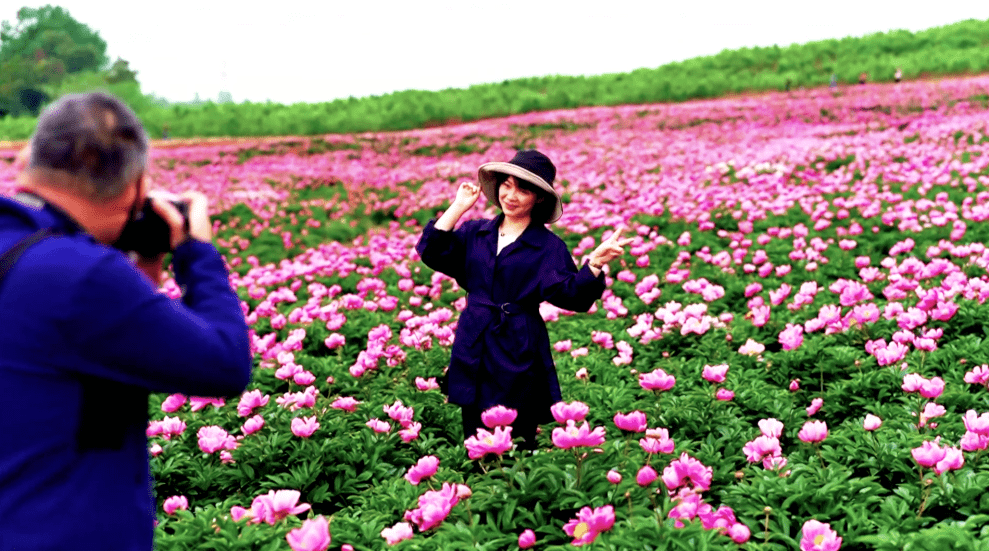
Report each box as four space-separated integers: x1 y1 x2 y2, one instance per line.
1 192 86 235
477 214 546 247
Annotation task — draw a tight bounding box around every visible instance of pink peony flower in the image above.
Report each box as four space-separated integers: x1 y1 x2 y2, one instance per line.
399 422 422 443
197 425 237 454
639 368 676 391
286 516 331 551
163 495 188 515
919 377 945 399
405 455 440 486
381 522 414 545
743 436 782 463
961 431 989 452
324 333 346 349
863 414 882 431
758 418 784 438
291 416 319 438
902 373 925 393
562 505 615 546
798 421 828 444
552 420 607 449
189 396 225 412
161 394 186 413
607 470 622 484
702 363 729 383
639 428 675 454
149 443 162 456
964 364 989 387
934 447 964 475
251 490 311 525
963 410 989 436
715 388 734 401
911 440 946 468
237 390 270 417
230 505 251 522
806 398 823 416
366 418 391 433
554 339 573 352
789 379 801 391
800 519 842 551
518 528 536 549
465 426 514 459
662 453 713 492
404 482 459 531
482 405 518 428
614 410 648 432
728 522 751 543
779 323 804 350
415 377 439 390
551 401 590 423
330 397 360 412
636 465 658 486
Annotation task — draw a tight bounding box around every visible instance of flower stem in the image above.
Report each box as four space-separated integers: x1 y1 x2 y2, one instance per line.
815 444 826 470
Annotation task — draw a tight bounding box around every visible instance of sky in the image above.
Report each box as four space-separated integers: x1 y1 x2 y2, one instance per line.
4 0 989 105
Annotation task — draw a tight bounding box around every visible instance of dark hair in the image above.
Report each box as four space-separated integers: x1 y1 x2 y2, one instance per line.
494 173 556 225
29 91 148 199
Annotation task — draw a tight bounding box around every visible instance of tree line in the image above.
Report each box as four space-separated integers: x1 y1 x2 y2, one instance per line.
1 8 988 140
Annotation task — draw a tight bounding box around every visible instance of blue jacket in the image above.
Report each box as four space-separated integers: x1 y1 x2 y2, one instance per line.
415 215 604 421
0 194 252 551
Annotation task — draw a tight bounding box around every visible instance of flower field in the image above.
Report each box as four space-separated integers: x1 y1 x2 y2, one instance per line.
5 76 989 550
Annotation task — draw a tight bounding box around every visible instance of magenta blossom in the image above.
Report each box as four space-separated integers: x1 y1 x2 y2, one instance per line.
863 414 882 431
911 440 947 468
758 418 784 438
286 516 331 551
639 429 675 454
415 377 439 390
399 421 422 443
330 397 360 412
163 495 188 515
161 393 186 413
964 364 989 387
465 426 514 459
639 368 676 391
550 401 590 423
963 410 989 436
800 519 842 551
715 388 734 401
197 425 237 454
607 470 622 484
366 418 391 433
934 446 964 475
743 435 781 463
291 416 319 438
251 490 311 525
702 363 729 383
779 323 804 350
481 405 518 428
380 522 414 545
405 455 440 486
552 420 606 449
636 465 658 486
919 377 945 399
797 421 828 444
518 529 536 549
242 415 265 436
562 505 615 546
662 453 713 492
614 410 648 432
806 398 823 416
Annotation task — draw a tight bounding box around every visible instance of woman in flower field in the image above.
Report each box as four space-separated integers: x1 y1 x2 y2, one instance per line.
416 150 632 448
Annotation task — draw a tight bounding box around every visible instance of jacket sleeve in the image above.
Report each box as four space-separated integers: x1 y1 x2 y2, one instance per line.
540 238 606 312
59 240 252 397
415 218 470 284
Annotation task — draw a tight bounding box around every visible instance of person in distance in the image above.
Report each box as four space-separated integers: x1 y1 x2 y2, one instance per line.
416 150 632 450
0 91 252 550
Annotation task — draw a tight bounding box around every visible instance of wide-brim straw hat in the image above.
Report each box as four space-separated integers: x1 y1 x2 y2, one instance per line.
477 150 563 223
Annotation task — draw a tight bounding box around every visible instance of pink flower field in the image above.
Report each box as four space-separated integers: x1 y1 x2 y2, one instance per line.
4 76 989 550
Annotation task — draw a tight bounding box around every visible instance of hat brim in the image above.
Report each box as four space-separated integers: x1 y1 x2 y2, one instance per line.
477 162 563 223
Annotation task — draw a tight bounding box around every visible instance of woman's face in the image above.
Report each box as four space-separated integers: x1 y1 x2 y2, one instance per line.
498 176 540 221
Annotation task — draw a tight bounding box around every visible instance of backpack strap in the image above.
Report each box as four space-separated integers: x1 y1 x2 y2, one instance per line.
0 227 60 294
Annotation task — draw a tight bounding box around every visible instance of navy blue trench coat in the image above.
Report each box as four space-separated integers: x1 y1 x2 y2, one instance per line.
416 215 605 424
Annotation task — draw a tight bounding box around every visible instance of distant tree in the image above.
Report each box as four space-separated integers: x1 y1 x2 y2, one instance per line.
105 57 137 84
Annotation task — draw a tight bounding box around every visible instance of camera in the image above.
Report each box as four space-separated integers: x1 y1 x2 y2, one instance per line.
113 198 190 258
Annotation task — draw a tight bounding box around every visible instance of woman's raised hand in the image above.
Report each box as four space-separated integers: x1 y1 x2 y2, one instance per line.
452 182 482 211
588 226 635 268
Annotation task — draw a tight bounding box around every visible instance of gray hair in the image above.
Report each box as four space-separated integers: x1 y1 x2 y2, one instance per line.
29 91 149 199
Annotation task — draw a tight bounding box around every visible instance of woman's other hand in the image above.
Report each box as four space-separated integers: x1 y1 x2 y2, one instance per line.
452 182 482 211
588 226 634 270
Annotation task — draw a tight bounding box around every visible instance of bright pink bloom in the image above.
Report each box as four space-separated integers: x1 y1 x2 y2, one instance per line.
715 388 734 401
518 529 536 549
779 324 804 350
482 405 518 428
911 440 947 468
163 495 188 515
963 410 989 436
806 398 823 416
465 426 514 459
383 401 414 426
919 377 945 399
614 410 647 432
291 416 319 438
293 371 316 385
161 394 186 413
251 490 311 525
758 418 784 438
702 363 729 383
237 390 270 417
863 414 882 431
662 453 713 492
607 470 622 484
242 415 265 435
961 431 989 452
919 402 946 427
330 397 360 412
728 522 751 543
366 418 391 433
286 516 331 551
380 522 414 545
800 519 842 551
149 443 162 456
639 429 675 454
934 447 964 475
197 425 236 454
964 364 989 387
902 373 925 393
415 377 439 390
789 379 800 391
551 401 590 423
230 505 251 522
743 436 781 463
158 416 186 440
554 339 573 352
404 483 459 531
639 368 676 391
562 505 615 546
798 421 828 444
189 396 225 412
405 455 440 486
324 333 346 349
636 465 658 486
552 420 606 449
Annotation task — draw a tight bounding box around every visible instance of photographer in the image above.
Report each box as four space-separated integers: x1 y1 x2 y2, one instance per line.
0 92 252 550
